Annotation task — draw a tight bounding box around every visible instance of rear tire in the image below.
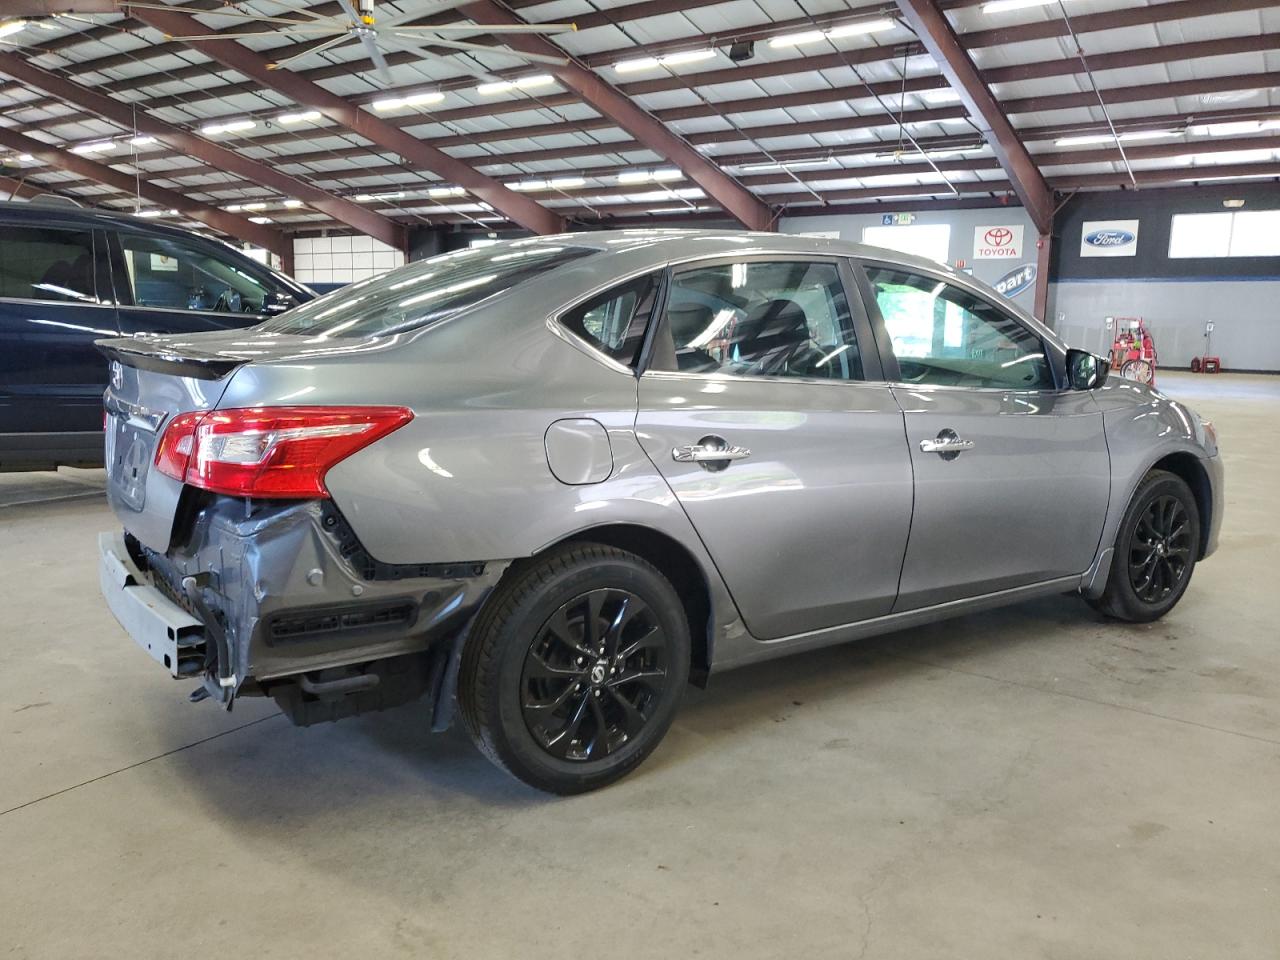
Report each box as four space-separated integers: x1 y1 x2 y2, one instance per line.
458 543 690 794
1089 469 1200 623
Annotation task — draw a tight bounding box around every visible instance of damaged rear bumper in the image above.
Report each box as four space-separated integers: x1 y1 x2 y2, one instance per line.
98 496 508 723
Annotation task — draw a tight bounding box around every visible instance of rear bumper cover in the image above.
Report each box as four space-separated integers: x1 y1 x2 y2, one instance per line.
100 497 508 705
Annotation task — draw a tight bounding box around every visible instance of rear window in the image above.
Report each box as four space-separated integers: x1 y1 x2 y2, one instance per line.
259 242 594 338
0 225 97 303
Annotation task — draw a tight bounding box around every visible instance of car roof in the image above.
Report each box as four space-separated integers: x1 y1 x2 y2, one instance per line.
514 228 971 284
0 197 230 245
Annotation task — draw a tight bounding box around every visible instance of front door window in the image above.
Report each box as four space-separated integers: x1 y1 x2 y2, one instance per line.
865 265 1052 390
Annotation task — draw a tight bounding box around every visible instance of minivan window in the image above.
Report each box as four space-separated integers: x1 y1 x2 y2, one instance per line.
260 243 594 338
0 226 97 304
118 234 272 314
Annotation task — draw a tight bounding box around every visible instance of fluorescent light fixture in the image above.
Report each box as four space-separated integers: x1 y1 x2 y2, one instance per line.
646 205 708 214
355 191 405 202
201 119 256 136
283 199 303 208
128 135 157 147
16 154 34 162
476 74 555 95
70 140 115 154
769 30 826 47
242 201 267 210
1055 130 1179 146
614 56 660 73
739 157 837 173
428 186 465 198
0 20 27 39
372 91 444 111
133 209 164 218
982 0 1056 12
511 180 546 191
224 204 242 212
826 19 895 38
770 18 892 47
615 49 715 73
617 169 683 185
1189 119 1280 137
277 110 322 125
549 176 585 188
921 88 962 105
248 216 273 224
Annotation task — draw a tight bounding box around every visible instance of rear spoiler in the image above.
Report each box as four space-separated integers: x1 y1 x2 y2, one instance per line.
96 337 245 382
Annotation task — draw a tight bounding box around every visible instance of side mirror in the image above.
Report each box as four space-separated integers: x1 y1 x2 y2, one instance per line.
1067 348 1110 390
263 291 298 315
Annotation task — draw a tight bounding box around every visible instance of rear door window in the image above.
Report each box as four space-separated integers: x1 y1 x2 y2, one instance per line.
0 225 98 304
649 260 864 381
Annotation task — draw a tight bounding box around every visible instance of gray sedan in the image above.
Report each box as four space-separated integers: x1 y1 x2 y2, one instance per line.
97 230 1223 793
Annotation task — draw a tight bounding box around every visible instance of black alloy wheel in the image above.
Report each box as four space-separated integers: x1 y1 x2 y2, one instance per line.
1127 494 1193 603
459 543 690 794
1089 468 1200 623
521 588 668 762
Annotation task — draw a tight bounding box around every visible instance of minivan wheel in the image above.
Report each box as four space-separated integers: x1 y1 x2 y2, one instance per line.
1089 469 1200 623
458 543 690 794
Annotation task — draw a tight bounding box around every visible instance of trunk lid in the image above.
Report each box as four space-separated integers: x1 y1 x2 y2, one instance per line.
97 330 317 551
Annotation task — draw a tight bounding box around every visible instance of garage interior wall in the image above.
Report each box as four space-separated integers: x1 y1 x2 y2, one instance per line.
1048 184 1280 373
778 206 1041 314
293 235 405 289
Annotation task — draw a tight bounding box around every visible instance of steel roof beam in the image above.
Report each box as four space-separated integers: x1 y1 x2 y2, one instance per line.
445 0 773 230
894 0 1053 234
0 127 287 255
0 51 406 250
118 4 564 236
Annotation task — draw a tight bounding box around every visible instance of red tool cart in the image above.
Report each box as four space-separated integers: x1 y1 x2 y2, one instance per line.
1109 317 1158 386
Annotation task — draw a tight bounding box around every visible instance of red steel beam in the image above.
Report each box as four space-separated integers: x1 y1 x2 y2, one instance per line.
895 0 1054 234
0 51 406 251
121 4 564 236
0 127 287 255
459 0 774 230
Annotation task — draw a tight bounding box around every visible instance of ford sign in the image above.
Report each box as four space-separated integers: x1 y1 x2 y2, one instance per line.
993 263 1036 299
1084 229 1136 248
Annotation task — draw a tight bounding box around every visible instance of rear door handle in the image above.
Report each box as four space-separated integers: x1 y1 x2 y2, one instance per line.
672 436 751 464
919 428 974 460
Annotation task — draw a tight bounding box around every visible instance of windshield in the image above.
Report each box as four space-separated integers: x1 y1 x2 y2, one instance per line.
259 241 595 338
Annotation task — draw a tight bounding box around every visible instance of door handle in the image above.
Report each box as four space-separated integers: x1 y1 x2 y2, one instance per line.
672 436 751 465
919 429 974 460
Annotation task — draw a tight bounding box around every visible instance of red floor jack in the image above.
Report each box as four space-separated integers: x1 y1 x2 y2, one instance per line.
1190 320 1221 374
1110 317 1158 386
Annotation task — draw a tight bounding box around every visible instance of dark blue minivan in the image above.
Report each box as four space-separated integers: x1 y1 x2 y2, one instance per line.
0 198 313 471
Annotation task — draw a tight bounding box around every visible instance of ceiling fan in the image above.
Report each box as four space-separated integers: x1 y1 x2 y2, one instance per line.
122 0 577 84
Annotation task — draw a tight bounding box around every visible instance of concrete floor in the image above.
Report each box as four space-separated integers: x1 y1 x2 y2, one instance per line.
1 370 1276 958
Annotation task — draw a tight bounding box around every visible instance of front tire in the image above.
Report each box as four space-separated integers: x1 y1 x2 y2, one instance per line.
458 543 690 794
1089 469 1200 623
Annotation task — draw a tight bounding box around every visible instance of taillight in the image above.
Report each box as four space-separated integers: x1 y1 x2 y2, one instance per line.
153 406 413 499
154 411 204 482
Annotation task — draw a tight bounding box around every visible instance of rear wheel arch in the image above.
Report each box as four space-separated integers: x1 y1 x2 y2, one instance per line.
496 524 713 687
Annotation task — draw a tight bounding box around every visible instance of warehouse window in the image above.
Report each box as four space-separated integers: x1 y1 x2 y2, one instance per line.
861 224 951 264
1169 210 1280 258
